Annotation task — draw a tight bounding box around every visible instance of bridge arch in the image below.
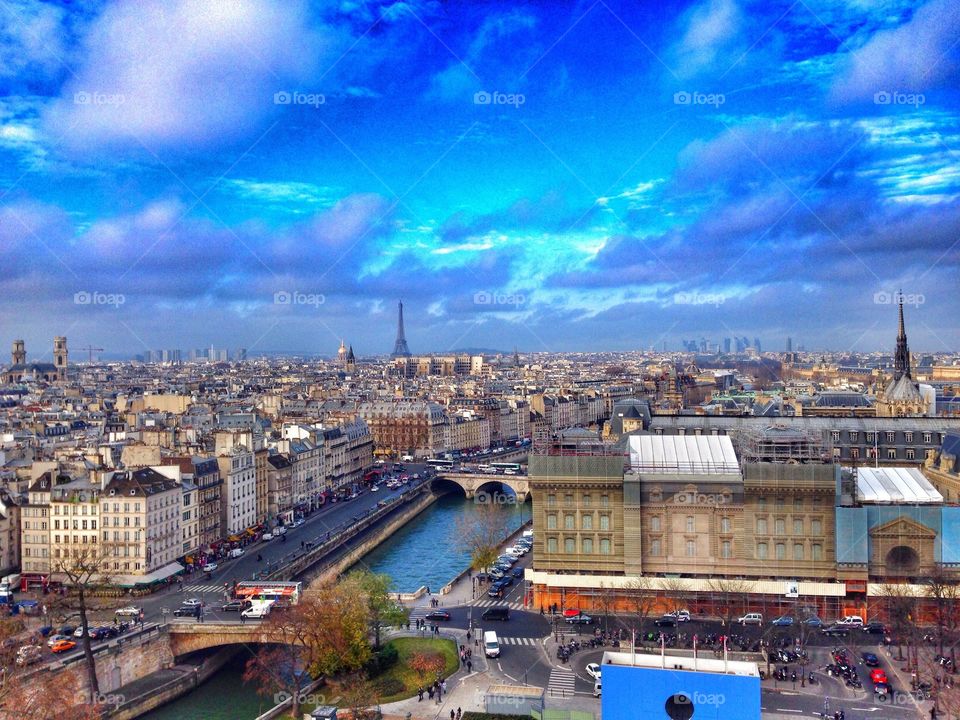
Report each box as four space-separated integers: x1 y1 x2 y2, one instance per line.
433 472 529 502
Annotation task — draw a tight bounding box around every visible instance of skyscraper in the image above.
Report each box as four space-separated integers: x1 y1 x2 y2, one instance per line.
786 337 793 352
391 300 411 357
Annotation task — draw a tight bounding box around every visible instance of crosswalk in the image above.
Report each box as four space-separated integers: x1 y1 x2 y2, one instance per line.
471 599 523 609
498 636 538 646
548 668 576 697
183 584 225 594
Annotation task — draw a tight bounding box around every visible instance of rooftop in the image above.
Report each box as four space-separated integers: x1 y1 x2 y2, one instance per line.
628 435 740 474
601 650 760 677
855 467 943 504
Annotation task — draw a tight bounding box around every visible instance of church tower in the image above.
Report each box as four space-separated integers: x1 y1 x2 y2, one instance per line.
337 339 348 367
346 345 356 371
876 297 925 417
11 340 24 366
53 336 68 380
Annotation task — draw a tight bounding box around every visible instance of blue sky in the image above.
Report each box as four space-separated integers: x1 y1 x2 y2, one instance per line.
1 0 959 358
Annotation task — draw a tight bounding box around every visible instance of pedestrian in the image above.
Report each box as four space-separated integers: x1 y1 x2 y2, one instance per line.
467 659 472 673
450 710 455 720
457 708 462 720
241 611 246 624
417 687 423 702
466 630 471 642
427 687 434 700
441 679 447 694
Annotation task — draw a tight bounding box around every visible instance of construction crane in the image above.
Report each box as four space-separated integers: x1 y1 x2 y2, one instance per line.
81 345 104 363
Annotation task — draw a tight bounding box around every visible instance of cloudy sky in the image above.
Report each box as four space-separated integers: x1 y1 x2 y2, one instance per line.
1 0 958 358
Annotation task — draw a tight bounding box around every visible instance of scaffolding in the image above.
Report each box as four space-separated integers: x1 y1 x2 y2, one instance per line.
735 423 827 464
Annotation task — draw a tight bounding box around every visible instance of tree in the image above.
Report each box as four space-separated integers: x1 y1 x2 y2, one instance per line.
338 676 381 720
345 569 407 650
409 652 445 685
52 544 116 696
660 577 691 615
456 501 511 578
623 576 657 645
306 578 374 676
876 582 919 662
706 578 752 630
926 565 960 657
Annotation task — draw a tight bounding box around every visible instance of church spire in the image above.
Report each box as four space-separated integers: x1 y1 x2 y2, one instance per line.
893 292 911 380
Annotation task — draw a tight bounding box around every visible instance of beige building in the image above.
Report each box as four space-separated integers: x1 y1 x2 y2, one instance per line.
217 445 256 535
49 477 101 575
180 480 200 557
21 472 53 577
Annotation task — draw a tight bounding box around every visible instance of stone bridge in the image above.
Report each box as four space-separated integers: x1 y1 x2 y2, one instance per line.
435 472 529 502
166 622 275 657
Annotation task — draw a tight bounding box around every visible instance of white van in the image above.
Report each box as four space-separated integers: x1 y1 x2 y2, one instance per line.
229 547 244 559
483 630 500 658
401 455 414 462
838 615 864 627
241 600 273 620
593 679 601 698
739 612 763 625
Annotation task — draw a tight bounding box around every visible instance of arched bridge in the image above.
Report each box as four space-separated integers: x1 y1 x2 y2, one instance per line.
167 622 275 657
435 472 529 502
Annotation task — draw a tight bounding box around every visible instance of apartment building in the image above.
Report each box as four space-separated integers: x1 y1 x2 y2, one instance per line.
217 445 256 536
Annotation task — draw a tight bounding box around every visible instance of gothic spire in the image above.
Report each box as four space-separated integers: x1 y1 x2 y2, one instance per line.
893 292 911 380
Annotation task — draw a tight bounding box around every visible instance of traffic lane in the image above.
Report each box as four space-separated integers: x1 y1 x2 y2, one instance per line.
761 687 917 718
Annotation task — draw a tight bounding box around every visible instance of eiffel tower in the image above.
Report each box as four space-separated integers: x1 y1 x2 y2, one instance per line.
391 300 411 357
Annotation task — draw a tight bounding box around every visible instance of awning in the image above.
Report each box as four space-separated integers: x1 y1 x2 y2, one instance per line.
112 561 185 588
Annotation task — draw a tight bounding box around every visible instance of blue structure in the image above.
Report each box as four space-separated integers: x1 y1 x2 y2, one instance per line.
601 652 760 720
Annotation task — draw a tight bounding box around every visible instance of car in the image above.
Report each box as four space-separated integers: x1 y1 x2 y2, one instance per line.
496 576 514 588
15 645 42 666
203 562 218 573
261 532 274 541
481 607 510 621
863 621 886 634
497 555 517 565
46 634 70 648
511 545 528 556
73 626 90 638
181 598 203 607
672 610 691 623
174 605 201 618
115 606 141 618
862 652 880 667
870 668 888 684
738 613 763 625
804 615 823 627
293 519 304 528
874 681 891 697
838 615 864 627
511 567 524 579
370 485 380 492
489 568 505 579
275 526 287 535
562 608 583 618
50 639 77 654
566 613 593 625
771 615 794 627
221 600 251 612
821 625 849 637
585 662 601 681
229 547 245 558
654 615 677 627
425 610 451 621
488 585 505 598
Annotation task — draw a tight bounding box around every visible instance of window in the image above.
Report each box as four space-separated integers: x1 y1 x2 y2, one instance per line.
849 431 858 442
905 431 914 442
564 494 574 505
600 494 609 507
582 538 593 554
547 494 556 506
887 449 897 459
650 515 661 532
831 431 840 442
906 448 916 460
757 542 768 559
794 519 804 535
775 518 786 535
721 540 732 558
564 538 576 554
851 448 860 459
547 514 557 530
811 519 822 535
600 538 611 555
756 518 768 534
794 497 803 510
775 496 785 508
651 539 661 556
582 514 593 530
886 431 896 443
547 537 558 553
564 514 575 530
794 543 804 560
582 494 591 507
686 540 696 557
686 516 695 532
757 497 767 509
812 543 823 561
720 517 731 533
776 543 786 560
599 515 610 531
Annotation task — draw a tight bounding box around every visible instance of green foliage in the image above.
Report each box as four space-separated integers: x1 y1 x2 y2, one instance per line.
345 568 408 648
363 637 459 703
363 643 399 675
462 714 531 720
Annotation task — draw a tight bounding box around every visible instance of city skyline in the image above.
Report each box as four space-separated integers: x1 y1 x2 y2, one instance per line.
1 0 959 354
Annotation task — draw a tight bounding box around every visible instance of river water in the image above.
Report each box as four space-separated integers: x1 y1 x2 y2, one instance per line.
141 491 528 719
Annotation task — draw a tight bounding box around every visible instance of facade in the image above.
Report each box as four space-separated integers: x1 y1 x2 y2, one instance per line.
180 479 200 557
21 473 53 576
191 457 222 549
49 477 101 575
2 338 67 384
254 446 269 523
342 419 374 490
217 445 256 536
267 453 293 524
358 399 447 458
288 440 321 513
0 491 21 574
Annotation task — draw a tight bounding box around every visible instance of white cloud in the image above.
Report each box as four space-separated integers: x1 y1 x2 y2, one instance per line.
673 0 743 77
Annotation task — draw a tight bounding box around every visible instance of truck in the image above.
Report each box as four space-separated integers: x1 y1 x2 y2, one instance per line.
241 599 274 620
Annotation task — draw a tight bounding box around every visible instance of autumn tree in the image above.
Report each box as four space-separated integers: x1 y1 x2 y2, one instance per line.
338 676 381 720
456 500 511 578
346 569 408 649
409 652 445 685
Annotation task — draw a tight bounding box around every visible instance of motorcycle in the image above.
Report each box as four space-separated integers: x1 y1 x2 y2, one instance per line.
256 554 262 562
807 673 817 685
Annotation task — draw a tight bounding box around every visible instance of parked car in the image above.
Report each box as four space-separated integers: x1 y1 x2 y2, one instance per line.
874 682 892 697
771 615 794 627
46 634 70 648
804 615 823 627
203 562 218 573
566 613 593 625
229 548 245 559
739 613 763 626
292 519 304 528
862 652 880 667
654 615 677 627
511 567 524 579
585 662 601 680
870 668 888 684
261 532 274 541
821 625 849 637
425 610 451 621
50 639 77 654
863 621 886 634
115 606 142 617
671 610 691 623
838 615 864 627
173 605 200 618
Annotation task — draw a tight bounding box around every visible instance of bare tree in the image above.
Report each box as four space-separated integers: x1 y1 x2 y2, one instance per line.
623 576 658 645
876 582 919 662
926 565 960 658
660 577 691 616
456 500 511 578
706 578 752 630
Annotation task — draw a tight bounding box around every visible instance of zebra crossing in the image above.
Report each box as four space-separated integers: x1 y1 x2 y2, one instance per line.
183 584 225 594
471 599 523 610
548 668 576 697
498 636 538 646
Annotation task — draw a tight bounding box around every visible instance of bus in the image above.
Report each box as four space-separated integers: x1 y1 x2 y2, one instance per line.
491 462 521 474
235 581 302 606
426 458 454 469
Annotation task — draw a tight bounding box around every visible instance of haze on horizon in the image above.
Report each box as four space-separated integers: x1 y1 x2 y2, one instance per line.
1 0 959 357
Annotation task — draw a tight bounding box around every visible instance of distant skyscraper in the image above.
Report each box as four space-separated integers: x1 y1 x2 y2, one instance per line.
753 337 761 353
723 337 731 354
786 337 792 352
391 300 411 358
